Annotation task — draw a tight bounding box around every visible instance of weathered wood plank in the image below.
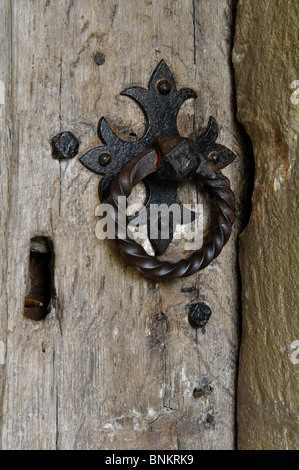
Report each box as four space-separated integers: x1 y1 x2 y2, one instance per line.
0 0 12 447
1 0 245 450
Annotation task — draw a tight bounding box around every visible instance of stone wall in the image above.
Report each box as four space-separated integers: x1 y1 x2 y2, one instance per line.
233 0 299 450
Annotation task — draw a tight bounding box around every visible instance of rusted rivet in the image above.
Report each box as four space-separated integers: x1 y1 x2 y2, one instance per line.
25 298 44 308
51 131 79 160
99 152 111 166
208 151 219 164
157 79 171 95
93 51 105 66
188 302 211 329
193 384 213 399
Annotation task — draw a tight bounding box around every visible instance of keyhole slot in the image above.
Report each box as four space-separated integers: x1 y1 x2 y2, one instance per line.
24 237 55 321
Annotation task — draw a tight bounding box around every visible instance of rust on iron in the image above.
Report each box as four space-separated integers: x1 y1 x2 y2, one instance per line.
105 146 236 279
193 384 213 399
77 60 237 277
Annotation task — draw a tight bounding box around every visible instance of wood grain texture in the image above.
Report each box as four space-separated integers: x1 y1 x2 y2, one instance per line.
0 0 12 444
1 0 246 450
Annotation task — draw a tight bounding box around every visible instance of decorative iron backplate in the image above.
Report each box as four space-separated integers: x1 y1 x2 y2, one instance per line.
79 60 236 257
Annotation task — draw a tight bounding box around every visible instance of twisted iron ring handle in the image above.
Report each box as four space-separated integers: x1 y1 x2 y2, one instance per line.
106 148 236 279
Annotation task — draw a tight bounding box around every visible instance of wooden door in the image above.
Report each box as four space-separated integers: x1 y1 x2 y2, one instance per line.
0 0 248 450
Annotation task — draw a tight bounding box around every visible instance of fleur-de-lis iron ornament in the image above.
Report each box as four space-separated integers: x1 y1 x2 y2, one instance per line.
79 60 236 279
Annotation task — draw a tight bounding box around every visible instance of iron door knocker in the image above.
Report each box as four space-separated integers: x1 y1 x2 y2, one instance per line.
79 60 236 279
